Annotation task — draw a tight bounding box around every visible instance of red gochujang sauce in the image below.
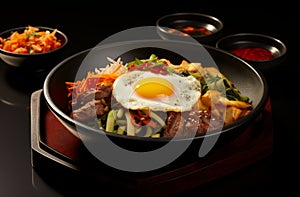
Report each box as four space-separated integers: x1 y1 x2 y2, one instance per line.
230 47 275 61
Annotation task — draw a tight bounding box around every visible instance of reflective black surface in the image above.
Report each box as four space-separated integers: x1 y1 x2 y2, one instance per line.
0 3 298 196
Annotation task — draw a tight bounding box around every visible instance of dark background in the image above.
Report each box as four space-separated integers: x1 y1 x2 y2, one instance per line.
1 1 299 196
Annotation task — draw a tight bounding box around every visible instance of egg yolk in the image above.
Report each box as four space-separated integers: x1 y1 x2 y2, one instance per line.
134 77 174 99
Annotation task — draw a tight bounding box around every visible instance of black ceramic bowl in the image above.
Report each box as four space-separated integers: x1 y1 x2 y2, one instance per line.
43 40 268 171
156 13 224 45
0 26 68 71
216 33 287 73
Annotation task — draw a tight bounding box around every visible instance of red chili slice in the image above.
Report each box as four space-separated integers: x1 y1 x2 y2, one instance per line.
130 109 158 128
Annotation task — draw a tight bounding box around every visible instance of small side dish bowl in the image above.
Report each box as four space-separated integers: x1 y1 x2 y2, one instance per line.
216 33 287 73
0 25 68 71
156 12 224 45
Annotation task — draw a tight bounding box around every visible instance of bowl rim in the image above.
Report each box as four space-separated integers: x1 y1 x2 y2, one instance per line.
43 39 269 142
215 32 287 61
156 12 224 37
0 25 68 57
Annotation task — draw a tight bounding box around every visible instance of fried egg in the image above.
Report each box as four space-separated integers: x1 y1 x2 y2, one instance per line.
112 70 201 112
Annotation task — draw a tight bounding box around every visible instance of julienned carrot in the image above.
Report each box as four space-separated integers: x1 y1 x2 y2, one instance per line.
110 64 122 74
65 62 127 99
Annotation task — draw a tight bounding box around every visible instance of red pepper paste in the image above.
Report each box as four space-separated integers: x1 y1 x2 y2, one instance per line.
167 26 211 37
230 47 275 61
180 26 211 36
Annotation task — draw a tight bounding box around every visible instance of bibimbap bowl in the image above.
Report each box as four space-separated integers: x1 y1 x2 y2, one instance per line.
43 39 268 173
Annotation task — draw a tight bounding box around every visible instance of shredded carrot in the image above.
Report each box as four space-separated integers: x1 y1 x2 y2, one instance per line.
0 25 62 54
110 64 122 74
65 57 128 99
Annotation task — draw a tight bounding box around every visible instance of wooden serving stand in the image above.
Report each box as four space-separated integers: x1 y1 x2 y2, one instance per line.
30 89 273 196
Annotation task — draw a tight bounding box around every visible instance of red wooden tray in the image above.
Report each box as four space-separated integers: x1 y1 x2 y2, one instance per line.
30 89 273 196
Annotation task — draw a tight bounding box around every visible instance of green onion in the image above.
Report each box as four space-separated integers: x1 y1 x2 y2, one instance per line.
106 110 116 132
117 126 126 135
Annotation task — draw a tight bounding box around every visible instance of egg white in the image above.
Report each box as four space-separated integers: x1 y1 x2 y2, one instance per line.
112 70 201 112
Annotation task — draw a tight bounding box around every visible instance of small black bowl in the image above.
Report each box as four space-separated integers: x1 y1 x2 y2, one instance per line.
0 26 68 71
216 33 287 73
156 12 224 45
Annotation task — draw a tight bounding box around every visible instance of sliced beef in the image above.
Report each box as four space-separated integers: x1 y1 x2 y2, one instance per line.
71 88 97 108
70 99 110 122
163 111 183 137
71 84 112 109
69 83 113 122
162 110 224 137
94 84 113 99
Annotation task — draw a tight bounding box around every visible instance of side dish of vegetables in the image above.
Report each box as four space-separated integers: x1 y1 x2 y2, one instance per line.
0 25 62 54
